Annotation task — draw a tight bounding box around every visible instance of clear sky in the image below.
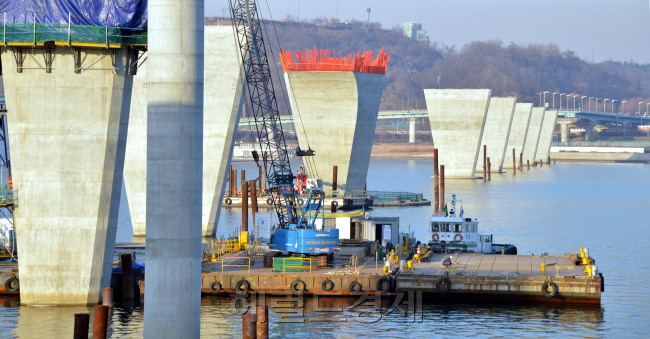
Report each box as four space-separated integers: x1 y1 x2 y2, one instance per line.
207 0 650 64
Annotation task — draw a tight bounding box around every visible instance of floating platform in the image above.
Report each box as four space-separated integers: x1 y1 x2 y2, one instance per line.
200 249 602 304
372 199 431 207
397 253 602 303
1 247 603 304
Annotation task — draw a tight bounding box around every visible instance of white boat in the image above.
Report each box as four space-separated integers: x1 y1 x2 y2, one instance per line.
427 194 517 255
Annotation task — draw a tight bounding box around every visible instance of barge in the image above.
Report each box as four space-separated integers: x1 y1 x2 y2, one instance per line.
200 247 602 304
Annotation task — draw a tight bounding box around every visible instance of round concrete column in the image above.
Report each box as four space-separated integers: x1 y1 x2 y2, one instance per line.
560 123 569 144
409 118 416 144
145 0 204 337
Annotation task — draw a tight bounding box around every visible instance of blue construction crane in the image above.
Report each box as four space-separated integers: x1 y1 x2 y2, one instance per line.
229 0 339 255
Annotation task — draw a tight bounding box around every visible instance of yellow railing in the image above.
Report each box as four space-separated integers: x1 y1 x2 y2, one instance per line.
203 238 242 264
221 256 251 272
282 257 313 273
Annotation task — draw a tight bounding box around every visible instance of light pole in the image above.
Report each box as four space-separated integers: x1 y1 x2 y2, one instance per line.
569 94 577 110
611 99 616 113
581 96 587 110
646 103 649 116
621 100 627 114
589 97 594 111
537 93 542 107
560 93 566 109
553 92 559 109
639 102 643 115
543 91 549 109
603 99 609 113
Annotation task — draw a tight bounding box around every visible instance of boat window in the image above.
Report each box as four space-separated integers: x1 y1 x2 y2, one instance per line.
431 222 439 232
441 223 449 232
454 224 461 232
462 224 468 232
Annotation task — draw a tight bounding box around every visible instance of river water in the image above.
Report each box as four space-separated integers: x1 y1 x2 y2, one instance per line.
0 160 648 337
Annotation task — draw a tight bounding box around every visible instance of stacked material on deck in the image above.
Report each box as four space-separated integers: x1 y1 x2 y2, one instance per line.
273 257 304 272
0 0 147 45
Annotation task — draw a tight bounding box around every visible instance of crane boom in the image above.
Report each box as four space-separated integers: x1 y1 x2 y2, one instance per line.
229 0 298 228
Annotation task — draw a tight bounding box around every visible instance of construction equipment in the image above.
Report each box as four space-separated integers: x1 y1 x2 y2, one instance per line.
229 0 339 255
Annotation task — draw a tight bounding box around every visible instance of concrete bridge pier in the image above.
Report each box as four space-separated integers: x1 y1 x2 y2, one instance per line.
409 117 416 144
585 123 594 141
523 107 546 165
536 110 559 162
124 26 244 238
144 0 203 336
557 118 577 144
0 45 136 304
285 71 385 194
478 97 516 173
561 122 569 144
502 103 533 169
424 89 491 178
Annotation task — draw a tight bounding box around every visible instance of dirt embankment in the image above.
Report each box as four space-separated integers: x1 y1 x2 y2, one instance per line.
371 143 434 159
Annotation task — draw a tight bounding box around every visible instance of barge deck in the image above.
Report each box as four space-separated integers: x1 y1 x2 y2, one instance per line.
201 248 602 304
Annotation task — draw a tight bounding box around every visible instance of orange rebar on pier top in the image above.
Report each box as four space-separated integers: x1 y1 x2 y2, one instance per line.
280 47 390 74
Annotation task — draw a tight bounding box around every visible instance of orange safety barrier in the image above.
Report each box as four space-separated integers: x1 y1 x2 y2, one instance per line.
280 46 390 74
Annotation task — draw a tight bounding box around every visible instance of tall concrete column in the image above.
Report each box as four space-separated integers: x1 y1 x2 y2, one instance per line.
585 123 593 141
285 72 385 194
502 103 533 169
522 107 546 164
145 0 203 337
477 97 516 173
409 117 416 144
124 55 148 239
424 89 491 178
0 46 134 304
125 26 244 238
560 122 569 144
536 110 559 162
202 26 246 237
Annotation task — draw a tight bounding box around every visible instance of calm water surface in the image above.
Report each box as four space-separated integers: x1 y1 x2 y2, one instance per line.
0 160 648 337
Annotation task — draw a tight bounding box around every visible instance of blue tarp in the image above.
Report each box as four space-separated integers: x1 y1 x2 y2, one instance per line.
112 260 145 273
0 0 147 30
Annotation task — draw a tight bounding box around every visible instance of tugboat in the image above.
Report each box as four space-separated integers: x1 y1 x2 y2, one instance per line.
428 194 517 254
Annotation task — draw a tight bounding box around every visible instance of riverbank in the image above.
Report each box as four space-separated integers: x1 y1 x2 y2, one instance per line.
368 143 650 163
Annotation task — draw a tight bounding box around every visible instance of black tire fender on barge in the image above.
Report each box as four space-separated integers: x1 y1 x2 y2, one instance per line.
377 276 393 293
236 279 251 295
541 281 558 297
436 277 450 293
349 281 362 294
4 277 19 293
290 279 306 294
322 279 335 291
209 281 222 293
599 273 605 292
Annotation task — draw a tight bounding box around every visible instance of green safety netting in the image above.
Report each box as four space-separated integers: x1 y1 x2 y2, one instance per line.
0 23 146 45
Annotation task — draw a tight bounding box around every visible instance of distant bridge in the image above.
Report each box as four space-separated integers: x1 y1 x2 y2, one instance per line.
237 110 428 127
237 109 650 127
557 110 650 124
